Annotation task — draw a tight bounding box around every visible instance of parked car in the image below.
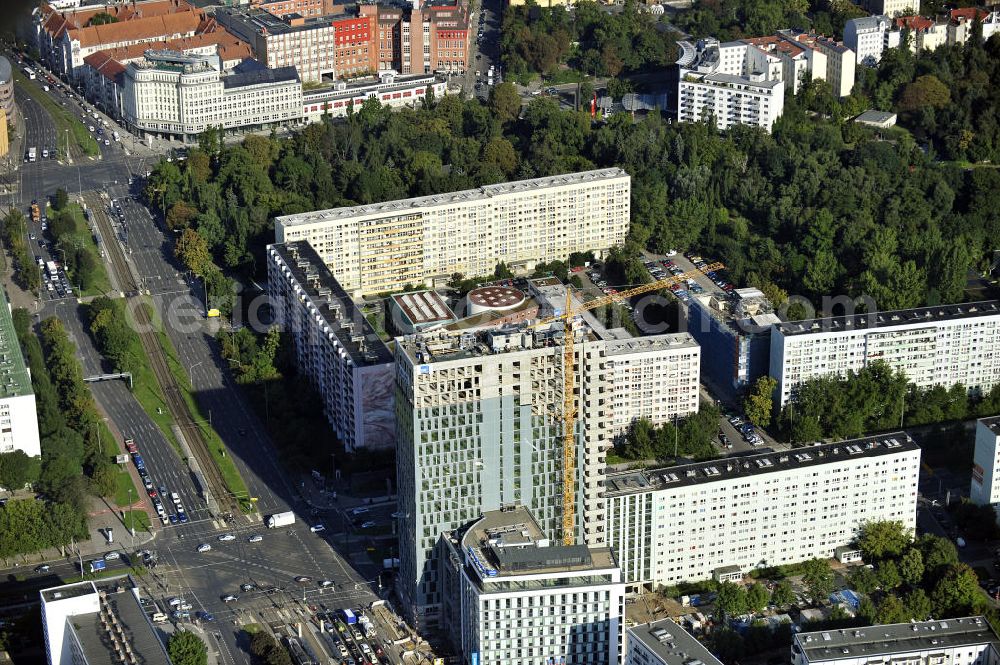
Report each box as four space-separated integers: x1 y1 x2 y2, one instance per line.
196 543 212 553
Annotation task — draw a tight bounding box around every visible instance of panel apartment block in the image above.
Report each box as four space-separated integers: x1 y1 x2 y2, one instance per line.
274 168 631 297
439 506 625 665
792 617 999 665
0 287 40 457
267 242 395 451
971 417 1000 519
606 433 919 589
395 322 697 627
770 301 1000 410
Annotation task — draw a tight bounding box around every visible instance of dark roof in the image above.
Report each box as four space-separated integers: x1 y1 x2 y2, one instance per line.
776 301 1000 337
629 619 724 665
223 63 298 89
982 416 1000 437
492 544 593 573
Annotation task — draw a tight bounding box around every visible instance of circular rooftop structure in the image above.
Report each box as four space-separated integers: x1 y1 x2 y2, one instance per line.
468 286 526 315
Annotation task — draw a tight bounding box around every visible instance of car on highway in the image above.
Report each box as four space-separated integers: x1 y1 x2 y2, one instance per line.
294 576 312 583
196 543 212 553
104 552 120 561
240 583 256 592
35 564 51 573
178 512 188 523
196 611 215 622
168 514 178 524
247 534 263 543
168 597 184 607
172 610 190 620
360 521 376 529
178 602 192 611
125 439 137 453
318 579 334 587
217 533 236 542
221 594 238 603
158 485 167 495
147 489 157 498
310 523 326 532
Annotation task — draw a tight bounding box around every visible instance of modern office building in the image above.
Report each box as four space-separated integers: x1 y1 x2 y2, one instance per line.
396 321 700 626
676 38 785 132
860 0 920 17
970 417 1000 520
439 505 625 665
0 288 40 458
36 0 211 80
274 168 631 297
626 619 723 665
686 288 779 400
606 433 919 589
300 71 447 122
770 301 1000 410
791 617 999 665
121 51 302 142
41 579 172 665
267 241 395 451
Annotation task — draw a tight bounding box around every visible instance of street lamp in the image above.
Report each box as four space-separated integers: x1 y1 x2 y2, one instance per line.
188 360 203 386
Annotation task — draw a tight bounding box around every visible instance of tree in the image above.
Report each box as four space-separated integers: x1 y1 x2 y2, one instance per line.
715 581 748 619
930 563 981 617
746 582 769 613
250 632 291 665
904 588 933 621
917 533 958 577
877 559 902 590
53 188 69 211
165 200 198 231
857 520 912 561
877 594 907 624
897 74 951 113
771 580 794 607
174 228 212 277
898 548 925 587
0 451 40 490
848 565 879 595
744 376 777 428
87 11 118 25
168 631 207 665
91 463 118 499
489 83 521 126
802 559 835 604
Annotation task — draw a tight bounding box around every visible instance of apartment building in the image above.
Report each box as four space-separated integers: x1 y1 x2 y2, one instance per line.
395 322 699 627
36 0 211 80
122 51 302 141
769 301 1000 410
274 168 631 297
791 617 1000 665
301 71 447 122
358 2 470 75
0 287 40 458
860 0 920 17
267 242 395 451
686 288 779 401
216 6 376 82
779 30 856 97
81 31 252 120
844 15 895 65
742 35 821 95
439 506 625 665
895 15 948 52
970 417 1000 520
676 39 785 132
252 0 341 18
626 619 723 665
606 433 919 589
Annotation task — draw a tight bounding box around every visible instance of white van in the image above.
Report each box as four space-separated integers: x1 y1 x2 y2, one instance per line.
150 612 168 623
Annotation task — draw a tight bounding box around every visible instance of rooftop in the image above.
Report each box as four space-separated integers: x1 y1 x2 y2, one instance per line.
628 619 724 665
274 168 629 227
41 580 97 604
794 617 1000 663
703 72 783 90
776 301 1000 337
689 288 779 334
391 290 455 326
468 285 525 309
301 72 439 102
396 325 567 366
0 289 34 398
982 416 1000 437
76 587 170 665
0 56 11 85
604 432 918 496
854 109 897 125
269 242 392 366
458 506 617 580
216 5 359 36
222 63 298 89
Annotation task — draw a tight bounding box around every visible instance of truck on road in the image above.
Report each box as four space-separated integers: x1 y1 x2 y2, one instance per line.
265 511 295 528
46 261 58 278
341 608 357 625
88 559 107 573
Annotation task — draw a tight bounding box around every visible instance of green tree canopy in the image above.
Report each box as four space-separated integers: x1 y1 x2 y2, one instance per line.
168 631 207 665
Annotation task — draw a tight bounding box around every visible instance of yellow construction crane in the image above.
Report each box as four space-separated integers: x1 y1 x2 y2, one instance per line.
532 262 725 545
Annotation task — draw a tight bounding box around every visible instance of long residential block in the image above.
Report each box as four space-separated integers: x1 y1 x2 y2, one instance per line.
274 168 631 297
606 433 919 589
770 301 1000 410
970 417 1000 520
0 286 40 458
266 241 395 451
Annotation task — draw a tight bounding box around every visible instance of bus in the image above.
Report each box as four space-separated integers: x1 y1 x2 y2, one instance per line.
23 67 35 80
27 147 36 162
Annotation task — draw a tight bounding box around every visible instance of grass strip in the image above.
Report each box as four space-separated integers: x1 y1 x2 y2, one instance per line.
121 510 151 533
57 202 112 296
12 71 100 157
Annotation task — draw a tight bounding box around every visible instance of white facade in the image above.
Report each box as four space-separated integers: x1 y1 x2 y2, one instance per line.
266 242 395 451
970 418 1000 519
770 301 1000 410
122 50 302 140
0 394 41 458
676 39 784 132
792 617 999 665
41 582 101 665
606 433 919 589
275 168 631 297
844 15 893 65
302 72 447 122
396 325 699 627
864 0 920 17
440 507 624 665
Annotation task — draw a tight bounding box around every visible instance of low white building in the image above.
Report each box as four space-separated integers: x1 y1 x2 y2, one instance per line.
0 288 40 458
676 38 784 132
792 617 999 665
301 72 447 122
122 50 302 142
970 417 1000 520
626 619 723 665
266 241 395 451
606 433 919 590
439 505 625 665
